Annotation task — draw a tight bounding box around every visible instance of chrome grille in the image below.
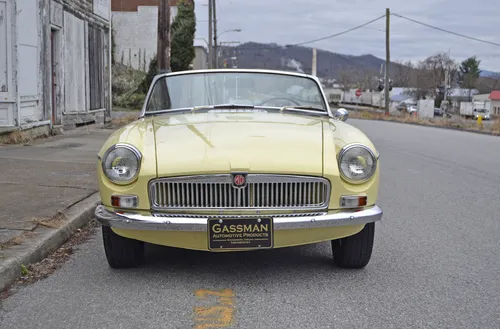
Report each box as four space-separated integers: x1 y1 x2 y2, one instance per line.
149 174 330 210
152 212 327 218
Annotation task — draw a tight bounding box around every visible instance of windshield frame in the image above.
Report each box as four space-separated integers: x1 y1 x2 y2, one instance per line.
139 69 332 118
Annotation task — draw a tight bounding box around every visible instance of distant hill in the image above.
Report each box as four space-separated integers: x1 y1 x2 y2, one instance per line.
221 42 499 80
224 42 391 78
221 42 388 77
480 70 500 78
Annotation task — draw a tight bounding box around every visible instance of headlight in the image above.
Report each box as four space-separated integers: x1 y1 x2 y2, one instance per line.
338 144 377 183
101 144 142 184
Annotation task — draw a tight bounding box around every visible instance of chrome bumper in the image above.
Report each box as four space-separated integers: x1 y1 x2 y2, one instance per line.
94 205 383 232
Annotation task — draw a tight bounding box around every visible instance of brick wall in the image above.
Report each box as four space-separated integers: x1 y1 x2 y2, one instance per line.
111 0 193 12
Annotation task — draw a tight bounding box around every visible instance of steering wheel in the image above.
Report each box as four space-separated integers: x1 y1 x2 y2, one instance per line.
257 97 301 107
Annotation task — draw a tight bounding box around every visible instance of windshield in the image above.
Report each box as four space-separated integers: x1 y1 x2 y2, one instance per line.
144 71 327 113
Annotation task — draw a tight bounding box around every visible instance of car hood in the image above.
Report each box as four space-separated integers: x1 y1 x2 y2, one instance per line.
152 111 325 176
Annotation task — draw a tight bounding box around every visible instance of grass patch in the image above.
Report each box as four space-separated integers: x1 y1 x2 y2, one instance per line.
1 124 51 146
111 114 139 126
112 63 147 111
349 109 499 135
0 130 32 145
114 92 145 110
492 120 500 133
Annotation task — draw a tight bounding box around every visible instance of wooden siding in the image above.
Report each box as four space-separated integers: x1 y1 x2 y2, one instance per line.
88 25 105 110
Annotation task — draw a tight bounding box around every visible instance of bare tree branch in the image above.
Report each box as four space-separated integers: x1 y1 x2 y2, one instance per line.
392 60 414 87
337 69 354 92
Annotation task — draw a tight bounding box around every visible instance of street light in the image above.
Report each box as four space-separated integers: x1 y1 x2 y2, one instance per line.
215 29 241 68
217 28 242 38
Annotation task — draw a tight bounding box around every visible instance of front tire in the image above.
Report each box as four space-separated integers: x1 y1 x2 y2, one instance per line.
331 222 375 269
102 226 145 268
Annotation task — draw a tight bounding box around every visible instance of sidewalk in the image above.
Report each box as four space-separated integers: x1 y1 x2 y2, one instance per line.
0 126 115 291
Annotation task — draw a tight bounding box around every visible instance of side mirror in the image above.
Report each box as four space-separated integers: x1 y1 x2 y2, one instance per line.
334 108 349 122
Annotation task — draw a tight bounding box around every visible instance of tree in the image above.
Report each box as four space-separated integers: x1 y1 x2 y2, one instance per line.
111 24 116 65
476 75 500 94
138 57 158 94
170 0 196 72
337 69 353 92
421 52 457 91
352 68 378 91
458 56 481 100
401 52 458 104
405 60 433 100
392 60 414 87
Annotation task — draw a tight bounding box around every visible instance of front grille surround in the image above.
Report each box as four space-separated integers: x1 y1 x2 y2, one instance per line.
152 212 328 218
149 174 331 212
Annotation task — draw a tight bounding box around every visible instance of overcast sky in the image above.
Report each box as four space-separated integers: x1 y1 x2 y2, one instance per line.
193 0 500 72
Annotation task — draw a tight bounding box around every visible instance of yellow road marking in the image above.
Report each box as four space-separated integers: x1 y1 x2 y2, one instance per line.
196 289 235 299
194 289 235 329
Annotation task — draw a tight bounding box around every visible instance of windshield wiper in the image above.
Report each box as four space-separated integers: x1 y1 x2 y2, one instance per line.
143 107 194 116
280 106 327 113
192 103 255 112
214 103 255 109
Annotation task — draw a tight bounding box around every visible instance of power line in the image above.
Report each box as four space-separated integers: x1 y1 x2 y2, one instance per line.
293 14 385 46
233 14 386 51
392 12 500 47
215 15 386 72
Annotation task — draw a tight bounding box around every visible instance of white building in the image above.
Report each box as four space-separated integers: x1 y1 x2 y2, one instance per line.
0 0 112 131
489 91 500 117
112 0 192 71
192 46 209 70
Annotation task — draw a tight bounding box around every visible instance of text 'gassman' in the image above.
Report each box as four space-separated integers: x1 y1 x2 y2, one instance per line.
212 223 269 234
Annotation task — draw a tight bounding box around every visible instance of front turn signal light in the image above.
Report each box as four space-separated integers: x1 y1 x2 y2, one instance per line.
340 195 367 208
111 195 138 208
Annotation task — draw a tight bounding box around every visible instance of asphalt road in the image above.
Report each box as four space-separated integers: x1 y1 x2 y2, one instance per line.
1 119 500 329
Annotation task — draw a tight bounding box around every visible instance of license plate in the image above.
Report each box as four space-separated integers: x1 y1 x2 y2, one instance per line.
208 217 274 250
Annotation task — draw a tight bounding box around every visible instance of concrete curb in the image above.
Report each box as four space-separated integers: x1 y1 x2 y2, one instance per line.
0 192 100 292
351 117 500 137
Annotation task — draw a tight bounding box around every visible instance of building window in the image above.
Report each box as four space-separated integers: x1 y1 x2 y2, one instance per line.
0 0 9 92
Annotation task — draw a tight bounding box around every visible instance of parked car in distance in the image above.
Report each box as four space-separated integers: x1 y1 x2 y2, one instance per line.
95 69 383 270
474 109 491 120
397 103 417 114
397 103 407 112
407 105 418 114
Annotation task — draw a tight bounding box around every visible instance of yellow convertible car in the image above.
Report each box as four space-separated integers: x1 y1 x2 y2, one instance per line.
95 69 382 269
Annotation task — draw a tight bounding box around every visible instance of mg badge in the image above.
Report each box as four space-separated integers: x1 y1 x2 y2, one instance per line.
232 173 247 188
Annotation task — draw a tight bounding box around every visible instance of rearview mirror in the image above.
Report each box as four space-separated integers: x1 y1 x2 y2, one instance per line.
334 108 348 122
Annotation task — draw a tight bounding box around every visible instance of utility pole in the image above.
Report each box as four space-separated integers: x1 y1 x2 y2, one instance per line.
157 0 171 72
208 0 213 69
443 67 449 114
312 48 317 76
213 0 218 69
384 8 390 115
